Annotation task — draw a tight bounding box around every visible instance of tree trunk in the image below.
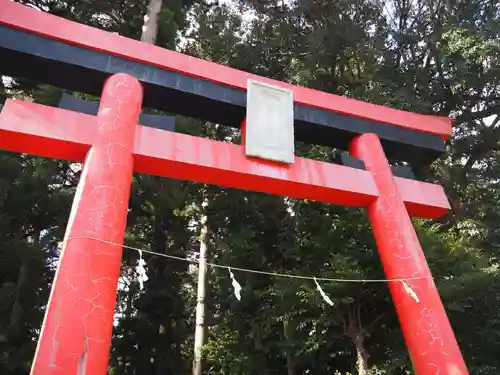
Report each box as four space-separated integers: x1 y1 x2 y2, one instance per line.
9 262 28 333
193 216 209 375
345 304 369 375
9 230 41 336
354 333 368 375
152 196 174 375
283 319 297 375
141 0 163 44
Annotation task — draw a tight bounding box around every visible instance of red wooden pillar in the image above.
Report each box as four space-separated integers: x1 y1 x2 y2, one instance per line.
31 74 143 375
350 134 468 375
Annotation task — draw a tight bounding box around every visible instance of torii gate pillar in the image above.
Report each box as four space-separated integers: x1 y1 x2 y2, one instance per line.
351 134 469 375
30 74 143 375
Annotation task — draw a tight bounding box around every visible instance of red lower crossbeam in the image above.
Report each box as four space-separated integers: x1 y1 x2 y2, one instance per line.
0 100 449 218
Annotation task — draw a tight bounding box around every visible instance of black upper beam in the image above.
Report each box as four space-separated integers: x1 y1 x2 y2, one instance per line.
58 93 175 132
0 26 445 165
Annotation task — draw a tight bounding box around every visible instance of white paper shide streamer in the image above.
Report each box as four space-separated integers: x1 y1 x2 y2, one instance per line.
401 280 419 303
136 249 149 290
314 277 334 306
228 267 243 301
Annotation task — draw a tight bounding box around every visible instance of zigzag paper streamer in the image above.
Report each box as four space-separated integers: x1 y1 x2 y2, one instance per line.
228 267 242 301
136 249 149 290
314 277 334 306
401 280 419 303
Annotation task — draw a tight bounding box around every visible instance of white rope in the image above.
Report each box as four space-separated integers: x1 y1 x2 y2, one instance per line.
63 236 429 283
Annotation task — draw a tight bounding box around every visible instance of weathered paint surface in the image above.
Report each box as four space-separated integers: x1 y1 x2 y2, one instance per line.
0 100 449 218
245 79 295 164
0 0 452 139
0 80 466 375
350 133 469 375
29 74 142 375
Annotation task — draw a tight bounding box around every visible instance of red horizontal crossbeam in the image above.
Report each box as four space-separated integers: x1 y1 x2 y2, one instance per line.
0 0 451 140
0 99 449 218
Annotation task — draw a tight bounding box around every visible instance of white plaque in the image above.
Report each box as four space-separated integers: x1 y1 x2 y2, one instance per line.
245 79 294 164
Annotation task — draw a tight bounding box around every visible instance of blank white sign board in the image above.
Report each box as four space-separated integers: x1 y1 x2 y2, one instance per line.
245 79 295 164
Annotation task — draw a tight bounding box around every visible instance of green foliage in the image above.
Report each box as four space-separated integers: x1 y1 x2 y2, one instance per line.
0 154 74 374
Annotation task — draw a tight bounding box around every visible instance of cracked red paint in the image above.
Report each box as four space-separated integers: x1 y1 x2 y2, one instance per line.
0 0 452 139
0 100 451 218
350 134 469 375
30 74 142 375
0 77 466 374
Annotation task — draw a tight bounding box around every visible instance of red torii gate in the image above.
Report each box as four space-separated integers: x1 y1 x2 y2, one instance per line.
0 2 468 375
